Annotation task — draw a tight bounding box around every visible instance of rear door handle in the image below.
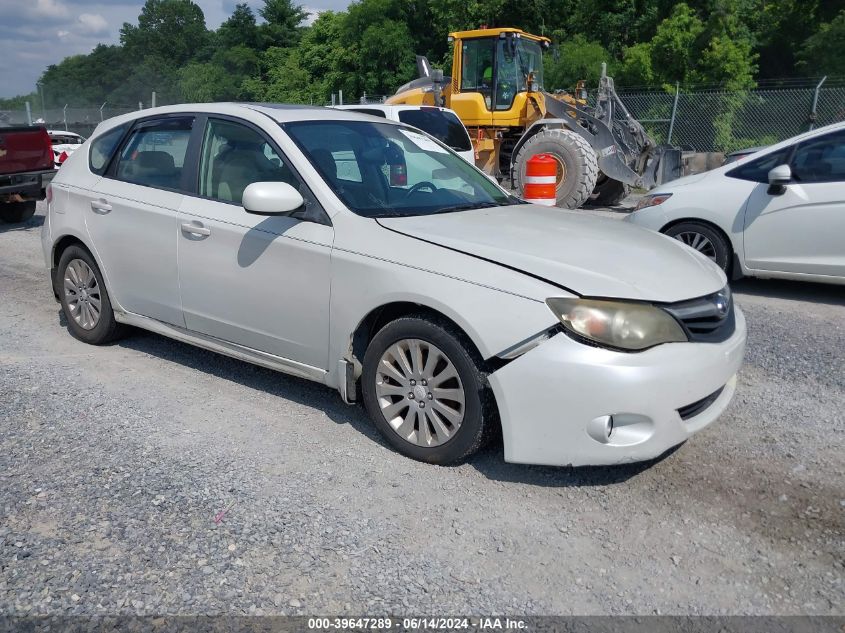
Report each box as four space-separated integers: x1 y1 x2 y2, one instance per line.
181 221 211 237
90 199 112 214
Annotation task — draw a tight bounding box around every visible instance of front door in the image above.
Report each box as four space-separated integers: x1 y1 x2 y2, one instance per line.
177 116 334 370
743 128 845 278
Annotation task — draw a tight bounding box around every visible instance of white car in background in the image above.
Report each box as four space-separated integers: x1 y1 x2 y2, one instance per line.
628 121 845 285
42 104 744 467
333 104 475 165
48 130 86 168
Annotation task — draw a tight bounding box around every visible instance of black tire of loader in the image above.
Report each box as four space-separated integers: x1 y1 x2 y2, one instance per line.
514 128 599 209
588 177 631 207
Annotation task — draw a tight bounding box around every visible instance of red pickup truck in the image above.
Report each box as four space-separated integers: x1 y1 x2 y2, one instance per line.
0 125 55 224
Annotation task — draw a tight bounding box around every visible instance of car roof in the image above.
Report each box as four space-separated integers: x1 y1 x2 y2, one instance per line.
334 104 449 112
93 103 405 134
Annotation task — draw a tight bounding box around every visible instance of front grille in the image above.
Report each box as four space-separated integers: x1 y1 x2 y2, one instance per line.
678 386 725 420
662 287 735 343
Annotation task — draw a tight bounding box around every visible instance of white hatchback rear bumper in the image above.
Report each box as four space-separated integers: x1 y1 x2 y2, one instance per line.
489 307 746 466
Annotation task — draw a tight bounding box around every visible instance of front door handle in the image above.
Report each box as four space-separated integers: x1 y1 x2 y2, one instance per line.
180 221 211 237
90 199 112 214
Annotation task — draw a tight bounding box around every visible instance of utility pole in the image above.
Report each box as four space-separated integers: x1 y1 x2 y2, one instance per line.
36 82 45 119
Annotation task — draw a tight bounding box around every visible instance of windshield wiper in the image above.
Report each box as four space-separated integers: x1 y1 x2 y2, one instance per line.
429 201 503 214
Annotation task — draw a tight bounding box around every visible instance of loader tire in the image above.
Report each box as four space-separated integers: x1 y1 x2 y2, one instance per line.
514 128 598 209
588 177 631 207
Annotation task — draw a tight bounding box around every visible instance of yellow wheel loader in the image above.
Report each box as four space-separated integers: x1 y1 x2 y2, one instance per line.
387 28 681 208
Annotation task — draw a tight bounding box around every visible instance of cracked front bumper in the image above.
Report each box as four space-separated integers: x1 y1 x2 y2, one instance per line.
488 307 746 467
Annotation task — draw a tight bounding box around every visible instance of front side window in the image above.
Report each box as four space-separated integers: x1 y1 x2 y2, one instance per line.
115 117 193 190
460 38 495 108
397 109 472 152
285 120 516 218
198 118 300 205
791 130 845 183
727 147 791 183
89 125 126 175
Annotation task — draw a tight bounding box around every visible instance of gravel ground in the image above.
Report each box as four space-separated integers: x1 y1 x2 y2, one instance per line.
0 202 842 616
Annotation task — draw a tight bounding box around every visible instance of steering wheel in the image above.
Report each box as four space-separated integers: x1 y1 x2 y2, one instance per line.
405 181 438 197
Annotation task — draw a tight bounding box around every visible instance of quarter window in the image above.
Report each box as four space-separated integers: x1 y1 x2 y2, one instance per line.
115 118 193 190
89 125 126 175
198 118 300 205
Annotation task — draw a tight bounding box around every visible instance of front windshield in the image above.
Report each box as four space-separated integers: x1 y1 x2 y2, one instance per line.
495 38 544 110
284 120 516 218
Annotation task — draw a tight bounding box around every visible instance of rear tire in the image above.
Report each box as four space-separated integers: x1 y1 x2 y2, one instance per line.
0 201 36 224
57 245 126 345
361 316 495 465
514 128 598 209
664 221 731 273
588 177 631 206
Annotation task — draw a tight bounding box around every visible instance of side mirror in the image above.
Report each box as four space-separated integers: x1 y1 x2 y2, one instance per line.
767 164 791 195
242 181 304 216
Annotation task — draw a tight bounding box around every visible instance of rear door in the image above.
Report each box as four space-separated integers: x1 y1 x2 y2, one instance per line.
743 129 845 278
84 115 197 325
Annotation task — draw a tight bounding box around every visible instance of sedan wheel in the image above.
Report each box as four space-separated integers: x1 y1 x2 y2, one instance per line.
362 316 495 465
664 221 731 273
673 231 717 261
57 245 126 345
375 338 465 448
63 258 102 330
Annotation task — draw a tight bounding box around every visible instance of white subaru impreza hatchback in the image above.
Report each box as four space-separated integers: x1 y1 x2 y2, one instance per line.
42 104 745 467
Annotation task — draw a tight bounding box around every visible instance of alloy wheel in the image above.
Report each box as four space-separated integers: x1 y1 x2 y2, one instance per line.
374 338 466 448
63 258 102 330
674 231 717 261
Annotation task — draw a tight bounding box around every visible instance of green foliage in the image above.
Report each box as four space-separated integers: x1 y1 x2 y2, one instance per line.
544 35 613 91
120 0 209 66
798 10 845 75
10 0 843 109
259 0 308 49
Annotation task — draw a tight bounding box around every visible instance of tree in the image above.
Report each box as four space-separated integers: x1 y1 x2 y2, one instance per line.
120 0 208 66
259 0 308 49
217 3 259 51
798 9 845 75
544 35 613 91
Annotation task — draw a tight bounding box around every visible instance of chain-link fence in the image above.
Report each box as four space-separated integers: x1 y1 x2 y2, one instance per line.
4 81 844 152
615 83 845 153
0 106 140 139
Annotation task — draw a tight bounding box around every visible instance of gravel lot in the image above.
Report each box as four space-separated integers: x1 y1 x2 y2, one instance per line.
1 202 842 616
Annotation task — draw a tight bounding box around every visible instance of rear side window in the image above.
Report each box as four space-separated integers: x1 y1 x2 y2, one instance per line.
89 125 126 175
397 109 472 152
726 147 791 183
114 117 193 191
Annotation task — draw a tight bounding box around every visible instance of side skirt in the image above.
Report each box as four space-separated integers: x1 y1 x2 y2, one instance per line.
114 311 329 384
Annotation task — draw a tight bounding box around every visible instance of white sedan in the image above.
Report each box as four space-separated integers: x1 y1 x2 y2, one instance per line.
42 104 745 467
627 121 845 285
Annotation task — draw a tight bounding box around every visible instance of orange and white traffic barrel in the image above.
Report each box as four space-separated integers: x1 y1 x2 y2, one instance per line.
523 154 557 206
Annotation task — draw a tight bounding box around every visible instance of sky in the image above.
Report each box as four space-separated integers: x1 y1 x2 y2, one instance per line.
0 0 352 98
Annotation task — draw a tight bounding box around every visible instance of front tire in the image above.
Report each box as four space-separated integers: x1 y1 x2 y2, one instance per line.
361 316 494 465
0 201 36 224
664 221 731 273
57 245 126 345
514 128 599 209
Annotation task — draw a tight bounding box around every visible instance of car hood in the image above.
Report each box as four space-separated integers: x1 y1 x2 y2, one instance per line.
378 205 726 302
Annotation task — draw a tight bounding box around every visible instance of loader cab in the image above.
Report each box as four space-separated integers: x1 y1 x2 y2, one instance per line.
451 28 549 125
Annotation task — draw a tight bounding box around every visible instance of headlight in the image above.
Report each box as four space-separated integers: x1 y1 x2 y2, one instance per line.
546 297 688 351
634 193 672 211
